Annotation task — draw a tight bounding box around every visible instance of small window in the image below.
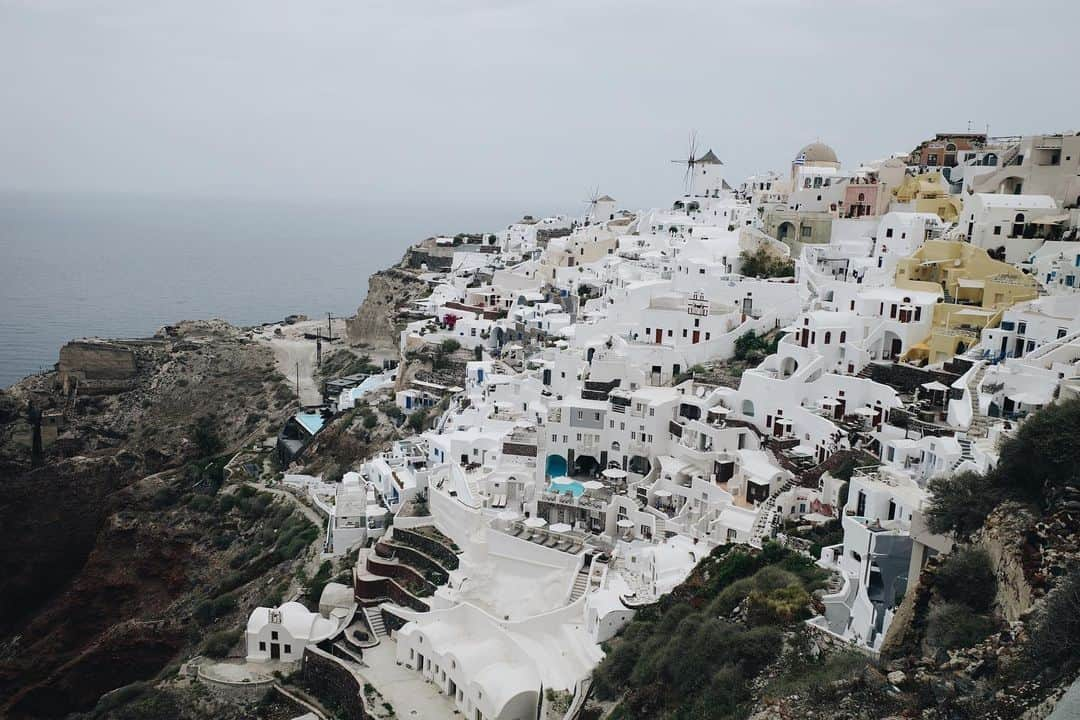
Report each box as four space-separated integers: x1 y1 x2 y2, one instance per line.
259 641 266 651
284 644 292 654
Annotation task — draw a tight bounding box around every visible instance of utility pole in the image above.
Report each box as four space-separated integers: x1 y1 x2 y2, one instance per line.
327 312 334 343
316 329 322 367
296 362 301 401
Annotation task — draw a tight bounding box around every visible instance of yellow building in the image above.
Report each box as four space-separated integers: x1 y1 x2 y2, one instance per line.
892 172 963 223
895 240 1039 364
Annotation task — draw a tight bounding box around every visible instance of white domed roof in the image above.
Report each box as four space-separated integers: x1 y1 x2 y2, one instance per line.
797 142 839 165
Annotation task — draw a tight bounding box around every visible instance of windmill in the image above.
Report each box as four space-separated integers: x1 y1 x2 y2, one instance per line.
672 130 700 197
582 186 601 225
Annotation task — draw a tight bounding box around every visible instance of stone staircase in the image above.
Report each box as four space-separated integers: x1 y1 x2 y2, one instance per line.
951 436 976 472
363 606 387 639
569 567 590 601
966 364 991 438
750 477 797 548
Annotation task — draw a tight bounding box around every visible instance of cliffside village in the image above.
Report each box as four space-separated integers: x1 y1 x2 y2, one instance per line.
228 132 1080 720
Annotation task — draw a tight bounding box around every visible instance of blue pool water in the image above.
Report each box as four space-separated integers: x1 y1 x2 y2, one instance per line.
295 411 326 435
548 479 584 497
546 454 567 478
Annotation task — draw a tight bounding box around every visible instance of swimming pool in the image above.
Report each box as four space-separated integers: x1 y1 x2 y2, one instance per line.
548 478 584 497
545 454 567 478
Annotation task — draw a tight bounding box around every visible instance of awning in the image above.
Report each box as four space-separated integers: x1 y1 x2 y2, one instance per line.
921 381 950 391
955 278 985 289
1031 214 1069 225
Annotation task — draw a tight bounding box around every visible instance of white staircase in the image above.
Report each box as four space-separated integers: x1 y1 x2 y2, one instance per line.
951 436 976 472
364 606 387 639
569 569 590 601
749 477 796 548
966 364 991 437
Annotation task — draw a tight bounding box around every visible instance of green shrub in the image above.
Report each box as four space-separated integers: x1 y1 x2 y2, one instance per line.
407 409 429 433
187 494 214 512
744 585 812 626
202 629 243 658
925 602 995 650
112 689 182 720
1023 568 1080 681
990 398 1080 503
739 247 795 278
933 547 996 612
190 415 223 457
925 471 1003 539
151 486 179 509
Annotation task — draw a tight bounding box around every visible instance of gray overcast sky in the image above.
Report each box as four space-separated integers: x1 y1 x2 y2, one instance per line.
2 0 1078 217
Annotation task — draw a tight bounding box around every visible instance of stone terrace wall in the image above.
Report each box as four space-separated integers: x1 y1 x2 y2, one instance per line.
865 362 959 395
301 647 368 720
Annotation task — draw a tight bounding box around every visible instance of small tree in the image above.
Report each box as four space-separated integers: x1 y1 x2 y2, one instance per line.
933 547 996 612
924 471 1003 539
191 415 223 458
925 602 995 650
407 409 429 433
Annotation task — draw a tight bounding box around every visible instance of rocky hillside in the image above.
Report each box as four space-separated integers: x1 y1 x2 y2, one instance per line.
0 320 311 718
345 263 430 352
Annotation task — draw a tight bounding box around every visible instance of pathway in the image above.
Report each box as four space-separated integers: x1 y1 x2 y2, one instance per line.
352 640 458 719
258 317 348 407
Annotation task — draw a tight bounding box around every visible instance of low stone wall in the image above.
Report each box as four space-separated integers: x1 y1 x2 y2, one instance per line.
195 663 278 703
379 539 451 583
366 552 436 595
301 648 367 720
354 575 430 612
393 526 460 570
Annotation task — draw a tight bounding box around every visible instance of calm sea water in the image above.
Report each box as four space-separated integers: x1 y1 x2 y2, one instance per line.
0 191 506 388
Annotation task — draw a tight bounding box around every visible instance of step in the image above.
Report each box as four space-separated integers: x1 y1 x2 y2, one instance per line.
364 607 387 638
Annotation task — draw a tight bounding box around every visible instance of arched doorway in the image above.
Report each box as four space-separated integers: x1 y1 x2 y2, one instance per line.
882 331 902 361
777 222 796 243
780 356 799 379
573 454 599 477
628 455 651 476
545 454 567 479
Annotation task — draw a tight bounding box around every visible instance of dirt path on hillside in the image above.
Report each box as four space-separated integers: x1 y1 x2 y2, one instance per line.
256 318 348 407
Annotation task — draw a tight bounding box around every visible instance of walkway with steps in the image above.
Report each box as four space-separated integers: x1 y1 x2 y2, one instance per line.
966 363 991 438
569 567 590 601
364 606 387 639
750 476 797 548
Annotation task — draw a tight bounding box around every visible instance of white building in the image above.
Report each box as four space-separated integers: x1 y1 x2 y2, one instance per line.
245 593 354 663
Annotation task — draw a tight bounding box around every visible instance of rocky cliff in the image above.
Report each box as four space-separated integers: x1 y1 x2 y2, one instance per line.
345 264 430 351
0 320 302 718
